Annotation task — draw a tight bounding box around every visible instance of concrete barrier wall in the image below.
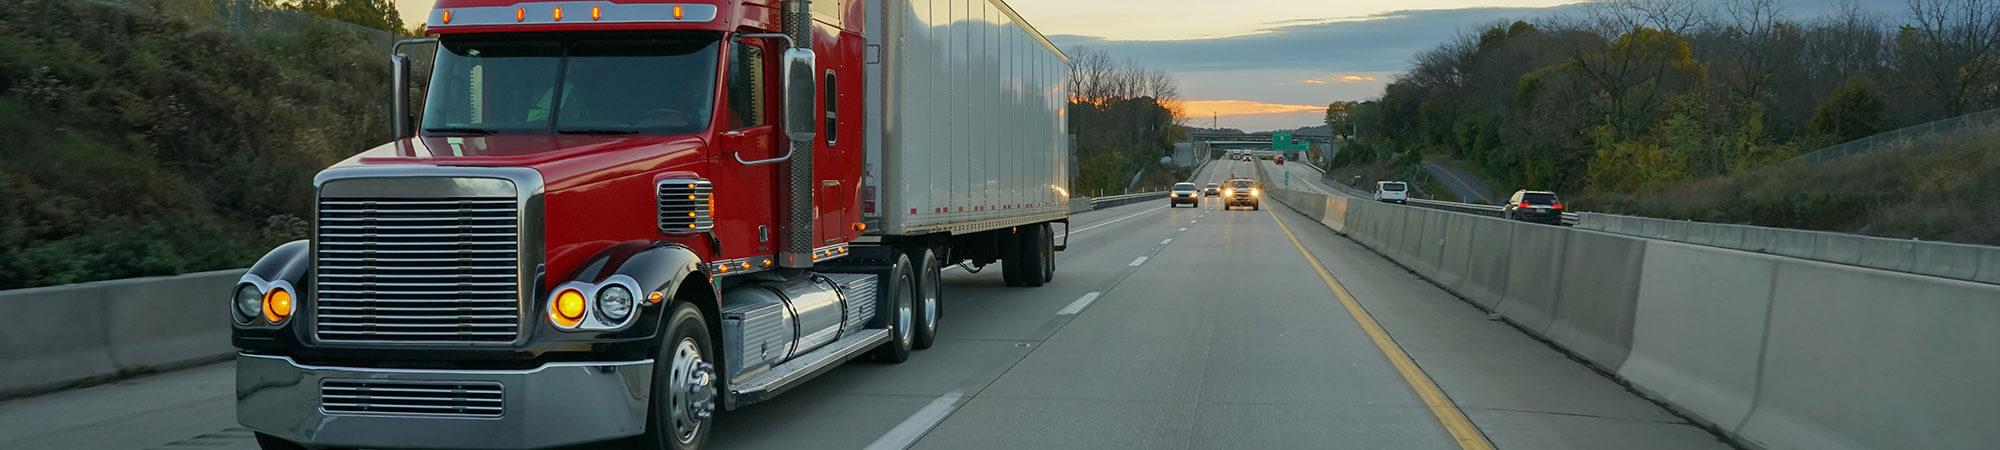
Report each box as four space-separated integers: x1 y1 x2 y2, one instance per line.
1496 221 1566 334
1575 212 2000 285
1543 230 1646 369
1738 258 2000 450
0 269 243 399
1618 240 1778 432
1266 189 2000 450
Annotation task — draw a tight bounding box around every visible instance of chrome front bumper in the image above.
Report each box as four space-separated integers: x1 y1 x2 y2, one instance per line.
236 353 653 449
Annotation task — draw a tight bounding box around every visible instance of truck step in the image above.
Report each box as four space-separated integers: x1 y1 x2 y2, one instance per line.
727 328 890 408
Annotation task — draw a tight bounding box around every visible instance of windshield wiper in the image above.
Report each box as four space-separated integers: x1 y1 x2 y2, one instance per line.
556 129 640 135
422 126 498 135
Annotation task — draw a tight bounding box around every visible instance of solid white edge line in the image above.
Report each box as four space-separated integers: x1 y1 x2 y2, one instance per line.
1129 256 1148 266
864 390 965 450
1057 292 1101 315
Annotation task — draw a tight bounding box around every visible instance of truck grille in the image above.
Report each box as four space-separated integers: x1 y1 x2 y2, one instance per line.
315 196 522 344
321 380 504 417
658 179 713 233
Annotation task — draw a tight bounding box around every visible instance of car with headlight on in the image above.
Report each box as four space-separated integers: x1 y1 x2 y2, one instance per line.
1222 178 1259 210
1169 182 1200 207
1203 183 1220 196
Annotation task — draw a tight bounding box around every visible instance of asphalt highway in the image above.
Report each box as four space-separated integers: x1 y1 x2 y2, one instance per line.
0 159 1727 450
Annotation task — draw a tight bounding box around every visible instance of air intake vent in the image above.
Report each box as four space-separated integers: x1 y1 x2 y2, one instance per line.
321 379 503 417
659 179 713 233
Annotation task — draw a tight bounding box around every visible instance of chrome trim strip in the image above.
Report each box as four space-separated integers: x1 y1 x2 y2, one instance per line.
240 353 649 375
428 2 718 28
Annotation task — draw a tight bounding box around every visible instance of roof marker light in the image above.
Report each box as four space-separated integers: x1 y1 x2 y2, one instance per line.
673 5 684 19
515 8 525 22
591 6 602 20
552 6 562 21
441 10 451 24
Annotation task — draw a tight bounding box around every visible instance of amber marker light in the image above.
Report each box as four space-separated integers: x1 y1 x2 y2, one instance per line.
515 8 525 22
262 288 293 323
591 6 602 20
672 5 684 19
552 7 563 21
648 291 664 304
552 289 586 327
441 10 452 24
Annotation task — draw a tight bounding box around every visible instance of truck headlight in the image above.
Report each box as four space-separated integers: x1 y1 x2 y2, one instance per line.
597 284 634 322
234 284 263 323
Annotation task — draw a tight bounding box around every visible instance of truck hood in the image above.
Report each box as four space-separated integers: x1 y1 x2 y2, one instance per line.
335 135 704 167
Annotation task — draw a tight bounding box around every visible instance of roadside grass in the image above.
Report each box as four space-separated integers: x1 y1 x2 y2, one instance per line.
1583 122 2000 245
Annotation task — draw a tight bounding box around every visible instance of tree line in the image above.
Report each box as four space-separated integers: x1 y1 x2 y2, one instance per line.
1335 0 2000 196
1065 47 1189 195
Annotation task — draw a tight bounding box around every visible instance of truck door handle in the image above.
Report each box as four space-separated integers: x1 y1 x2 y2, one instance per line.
735 147 794 166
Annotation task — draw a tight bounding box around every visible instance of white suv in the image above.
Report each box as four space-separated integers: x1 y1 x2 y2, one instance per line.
1374 181 1408 204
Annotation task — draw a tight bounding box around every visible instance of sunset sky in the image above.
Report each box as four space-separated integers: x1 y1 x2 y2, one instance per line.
395 0 1906 131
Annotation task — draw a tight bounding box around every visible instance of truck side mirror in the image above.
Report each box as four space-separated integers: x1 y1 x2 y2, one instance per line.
781 48 817 143
391 54 414 139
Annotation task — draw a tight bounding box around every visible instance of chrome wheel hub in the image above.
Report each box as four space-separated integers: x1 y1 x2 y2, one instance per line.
667 338 714 445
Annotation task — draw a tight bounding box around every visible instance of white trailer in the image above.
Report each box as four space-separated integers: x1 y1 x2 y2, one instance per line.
862 0 1070 237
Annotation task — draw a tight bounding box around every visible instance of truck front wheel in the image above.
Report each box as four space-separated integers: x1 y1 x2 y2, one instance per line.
632 302 715 450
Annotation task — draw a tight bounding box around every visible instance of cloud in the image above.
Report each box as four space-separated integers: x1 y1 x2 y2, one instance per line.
1182 100 1325 116
1339 75 1378 82
1302 79 1329 85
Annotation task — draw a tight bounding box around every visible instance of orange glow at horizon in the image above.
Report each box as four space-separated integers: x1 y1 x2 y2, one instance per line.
1183 99 1323 116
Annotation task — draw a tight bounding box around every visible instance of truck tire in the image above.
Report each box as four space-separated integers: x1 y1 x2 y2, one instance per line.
1016 225 1047 287
1000 229 1026 286
1038 224 1056 283
909 247 942 350
872 254 916 362
631 301 716 450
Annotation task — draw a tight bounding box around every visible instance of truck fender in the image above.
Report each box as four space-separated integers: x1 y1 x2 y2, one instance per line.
241 240 311 289
562 241 716 337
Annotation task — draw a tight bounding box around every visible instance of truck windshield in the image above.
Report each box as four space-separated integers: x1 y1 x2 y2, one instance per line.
421 34 721 136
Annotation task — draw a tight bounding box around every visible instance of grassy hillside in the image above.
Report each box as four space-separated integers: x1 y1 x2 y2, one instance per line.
0 0 392 289
1583 122 2000 245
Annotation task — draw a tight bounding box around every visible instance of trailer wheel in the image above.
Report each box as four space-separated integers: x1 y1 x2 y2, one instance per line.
909 247 942 350
871 254 916 363
1000 229 1026 286
1038 224 1056 283
1016 225 1047 287
631 302 715 450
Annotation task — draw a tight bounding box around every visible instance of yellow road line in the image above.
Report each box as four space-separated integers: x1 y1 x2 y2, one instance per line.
1426 162 1490 204
1266 208 1495 450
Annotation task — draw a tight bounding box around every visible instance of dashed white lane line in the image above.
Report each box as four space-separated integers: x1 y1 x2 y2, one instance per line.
1160 238 1172 245
865 390 965 450
1129 256 1148 266
1178 227 1187 232
1056 292 1101 315
946 206 1168 272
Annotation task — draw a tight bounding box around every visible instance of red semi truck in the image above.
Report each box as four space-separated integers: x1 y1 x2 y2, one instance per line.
228 0 1070 448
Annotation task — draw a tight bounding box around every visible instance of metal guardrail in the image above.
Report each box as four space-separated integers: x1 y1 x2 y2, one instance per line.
1088 192 1169 209
1404 199 1581 227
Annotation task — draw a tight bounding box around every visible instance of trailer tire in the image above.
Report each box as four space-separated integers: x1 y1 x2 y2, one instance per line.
910 248 942 350
872 254 916 362
1016 224 1047 287
1038 223 1056 283
630 301 716 450
1000 229 1026 286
